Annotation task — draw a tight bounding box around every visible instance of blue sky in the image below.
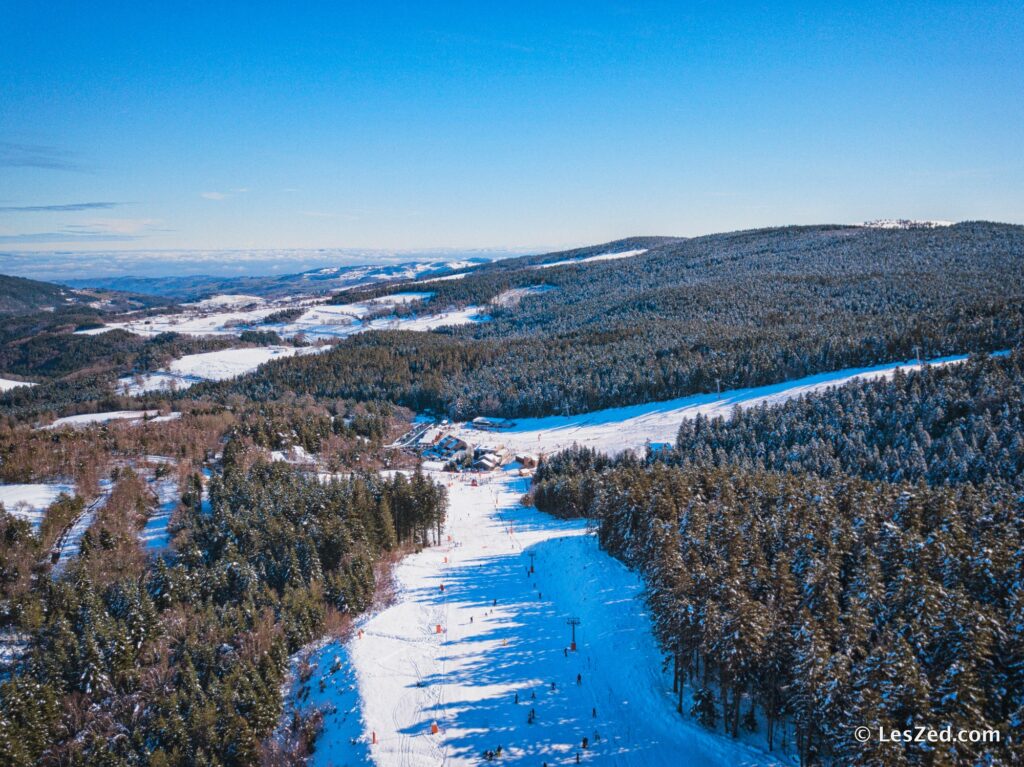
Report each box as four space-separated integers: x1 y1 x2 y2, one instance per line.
1 1 1022 267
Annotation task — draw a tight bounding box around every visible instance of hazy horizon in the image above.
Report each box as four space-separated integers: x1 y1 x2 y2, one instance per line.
2 2 1022 259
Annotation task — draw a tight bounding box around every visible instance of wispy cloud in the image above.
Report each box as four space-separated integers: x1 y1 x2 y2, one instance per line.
0 231 142 244
0 217 168 244
201 188 249 201
0 141 83 171
0 201 121 213
301 210 337 218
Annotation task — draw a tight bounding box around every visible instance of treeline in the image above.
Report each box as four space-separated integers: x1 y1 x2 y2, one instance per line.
232 399 395 453
533 459 1024 765
210 223 1024 419
0 328 237 422
671 350 1024 489
0 442 447 766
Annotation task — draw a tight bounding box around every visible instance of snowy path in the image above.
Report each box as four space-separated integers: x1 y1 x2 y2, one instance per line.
449 352 1008 456
139 476 178 553
51 481 112 575
293 472 786 767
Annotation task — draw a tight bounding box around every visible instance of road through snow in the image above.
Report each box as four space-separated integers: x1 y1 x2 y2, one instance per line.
292 471 787 767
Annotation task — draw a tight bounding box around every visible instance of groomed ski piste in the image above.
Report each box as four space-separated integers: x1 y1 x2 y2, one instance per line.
291 470 787 767
284 351 1008 766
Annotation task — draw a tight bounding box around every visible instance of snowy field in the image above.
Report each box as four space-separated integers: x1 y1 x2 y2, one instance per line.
80 291 487 341
0 483 75 531
291 471 786 766
119 345 329 394
43 410 179 429
448 352 1004 456
0 377 36 392
535 249 647 269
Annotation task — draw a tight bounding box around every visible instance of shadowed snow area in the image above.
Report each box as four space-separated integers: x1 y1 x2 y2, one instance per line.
291 472 786 766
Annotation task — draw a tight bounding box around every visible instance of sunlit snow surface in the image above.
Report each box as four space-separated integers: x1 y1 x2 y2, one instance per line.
534 249 648 269
0 483 75 531
0 377 35 392
81 291 487 341
291 471 787 766
447 352 1007 456
119 345 329 394
43 409 179 429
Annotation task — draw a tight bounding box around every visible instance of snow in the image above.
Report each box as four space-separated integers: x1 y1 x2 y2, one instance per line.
491 286 556 307
77 304 289 336
83 291 487 342
139 476 178 553
43 410 167 429
119 345 329 394
270 445 314 464
367 292 435 305
0 377 36 392
0 483 75 531
535 249 647 269
51 481 112 575
445 352 1006 456
0 629 30 670
290 470 786 766
189 294 265 308
859 219 954 229
417 273 469 283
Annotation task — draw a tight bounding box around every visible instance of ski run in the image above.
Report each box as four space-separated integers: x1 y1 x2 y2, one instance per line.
278 352 1012 765
289 469 787 766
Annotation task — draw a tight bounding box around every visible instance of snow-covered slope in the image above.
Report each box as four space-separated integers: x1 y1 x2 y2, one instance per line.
0 483 75 530
448 352 1004 456
290 471 786 766
43 410 179 429
83 292 487 341
119 345 329 394
0 377 36 392
534 249 647 269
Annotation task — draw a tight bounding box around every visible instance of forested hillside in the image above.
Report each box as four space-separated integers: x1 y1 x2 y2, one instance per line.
673 350 1024 488
215 223 1024 418
0 274 81 313
530 350 1024 764
0 402 447 765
